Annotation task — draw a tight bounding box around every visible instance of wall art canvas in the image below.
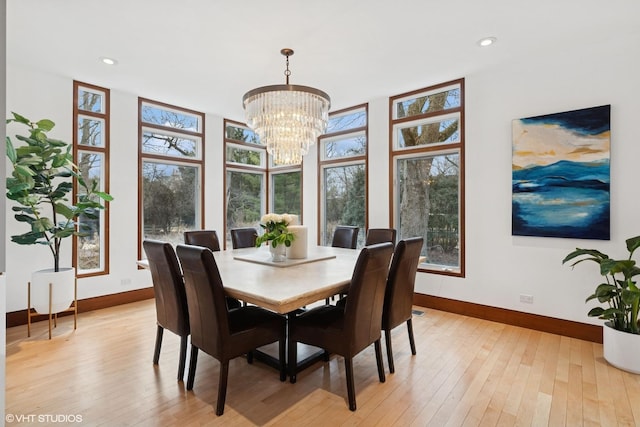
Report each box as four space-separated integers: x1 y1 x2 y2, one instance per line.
512 105 610 240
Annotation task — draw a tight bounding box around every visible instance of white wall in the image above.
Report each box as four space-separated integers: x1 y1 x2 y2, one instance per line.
5 31 640 328
411 33 640 325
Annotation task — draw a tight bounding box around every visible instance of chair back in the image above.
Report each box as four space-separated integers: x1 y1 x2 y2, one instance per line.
230 227 258 249
331 225 360 249
365 228 397 247
342 242 394 353
143 240 189 337
184 230 221 251
383 237 424 330
176 244 230 358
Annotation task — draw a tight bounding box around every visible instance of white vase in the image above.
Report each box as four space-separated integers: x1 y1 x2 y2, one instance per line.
30 268 76 314
603 322 640 374
269 244 286 262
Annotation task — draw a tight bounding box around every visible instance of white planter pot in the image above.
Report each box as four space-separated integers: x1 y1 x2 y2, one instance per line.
30 268 76 315
603 322 640 374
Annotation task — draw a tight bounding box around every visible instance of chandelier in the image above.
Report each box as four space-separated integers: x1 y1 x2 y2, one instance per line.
242 48 331 165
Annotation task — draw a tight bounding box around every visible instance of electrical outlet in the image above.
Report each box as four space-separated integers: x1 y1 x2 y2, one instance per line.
121 278 132 286
519 294 533 304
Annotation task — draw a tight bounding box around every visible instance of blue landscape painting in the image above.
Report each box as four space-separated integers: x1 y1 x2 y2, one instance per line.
512 105 610 240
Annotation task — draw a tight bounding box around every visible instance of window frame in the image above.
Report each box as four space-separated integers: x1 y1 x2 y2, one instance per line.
138 97 205 260
223 119 303 249
72 80 111 277
317 104 368 247
389 78 465 277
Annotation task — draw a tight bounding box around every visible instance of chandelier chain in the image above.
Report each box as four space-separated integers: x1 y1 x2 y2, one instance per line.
284 53 291 84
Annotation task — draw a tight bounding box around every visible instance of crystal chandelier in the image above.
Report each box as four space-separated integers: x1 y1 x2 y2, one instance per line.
242 48 331 165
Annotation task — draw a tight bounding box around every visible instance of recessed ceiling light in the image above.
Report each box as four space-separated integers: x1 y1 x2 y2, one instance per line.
477 37 497 47
100 57 118 65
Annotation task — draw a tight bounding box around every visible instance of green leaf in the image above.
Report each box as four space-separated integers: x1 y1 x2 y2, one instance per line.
627 236 640 256
54 202 74 219
36 119 55 131
562 248 608 265
14 214 35 224
10 112 31 125
32 218 54 232
14 164 36 178
95 191 114 202
6 137 16 163
587 307 605 317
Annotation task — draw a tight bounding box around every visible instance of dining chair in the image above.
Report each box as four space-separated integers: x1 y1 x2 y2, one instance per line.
142 240 190 381
382 237 424 373
184 229 221 251
365 228 397 247
288 242 394 411
184 230 242 310
230 227 258 249
331 225 360 249
176 244 286 416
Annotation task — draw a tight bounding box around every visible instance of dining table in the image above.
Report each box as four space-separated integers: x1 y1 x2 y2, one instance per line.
138 244 362 375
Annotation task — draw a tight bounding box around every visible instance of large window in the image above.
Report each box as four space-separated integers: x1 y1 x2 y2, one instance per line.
73 81 110 277
390 79 465 276
224 120 302 248
138 99 204 256
318 105 368 246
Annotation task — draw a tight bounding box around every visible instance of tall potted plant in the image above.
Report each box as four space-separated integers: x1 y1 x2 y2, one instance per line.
5 112 113 314
563 235 640 373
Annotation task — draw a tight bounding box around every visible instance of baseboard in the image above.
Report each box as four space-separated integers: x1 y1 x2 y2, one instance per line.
413 293 603 344
7 288 602 343
6 287 155 328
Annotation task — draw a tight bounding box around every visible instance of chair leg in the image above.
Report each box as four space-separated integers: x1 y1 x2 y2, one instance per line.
374 340 386 383
186 346 199 390
344 357 356 411
279 337 286 382
384 328 395 374
153 325 164 364
216 361 229 416
407 319 417 355
288 337 298 384
177 335 188 381
247 351 254 364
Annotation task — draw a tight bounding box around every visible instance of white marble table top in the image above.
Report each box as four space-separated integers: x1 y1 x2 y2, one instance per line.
140 245 359 314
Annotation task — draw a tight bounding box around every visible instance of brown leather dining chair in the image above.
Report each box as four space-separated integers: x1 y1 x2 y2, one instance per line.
331 225 360 249
184 229 221 251
142 240 190 382
184 230 242 310
176 244 286 416
382 237 424 373
365 228 397 247
288 242 394 411
230 227 258 249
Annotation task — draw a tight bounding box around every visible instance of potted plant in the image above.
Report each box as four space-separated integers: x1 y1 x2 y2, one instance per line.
562 235 640 373
255 213 295 262
5 112 113 314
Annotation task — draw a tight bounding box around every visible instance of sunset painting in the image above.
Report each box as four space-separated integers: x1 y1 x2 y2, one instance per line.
512 105 611 239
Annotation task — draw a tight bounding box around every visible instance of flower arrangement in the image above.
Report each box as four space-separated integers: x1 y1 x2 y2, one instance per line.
255 213 295 248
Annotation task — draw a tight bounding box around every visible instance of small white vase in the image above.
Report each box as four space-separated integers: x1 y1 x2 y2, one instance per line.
30 268 76 314
269 244 286 262
603 322 640 374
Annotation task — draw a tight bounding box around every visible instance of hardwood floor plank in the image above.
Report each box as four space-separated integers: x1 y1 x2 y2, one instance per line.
6 299 640 426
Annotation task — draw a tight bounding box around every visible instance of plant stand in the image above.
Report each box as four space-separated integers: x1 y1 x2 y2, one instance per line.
27 277 77 340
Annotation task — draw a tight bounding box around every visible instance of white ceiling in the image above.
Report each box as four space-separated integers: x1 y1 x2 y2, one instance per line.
6 0 639 122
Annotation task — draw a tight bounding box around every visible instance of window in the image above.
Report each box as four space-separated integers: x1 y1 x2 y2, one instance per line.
73 81 110 276
224 120 302 248
138 99 204 256
390 79 465 276
318 105 368 246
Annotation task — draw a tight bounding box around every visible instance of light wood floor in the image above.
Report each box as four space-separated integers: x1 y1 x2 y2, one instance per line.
6 299 640 426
